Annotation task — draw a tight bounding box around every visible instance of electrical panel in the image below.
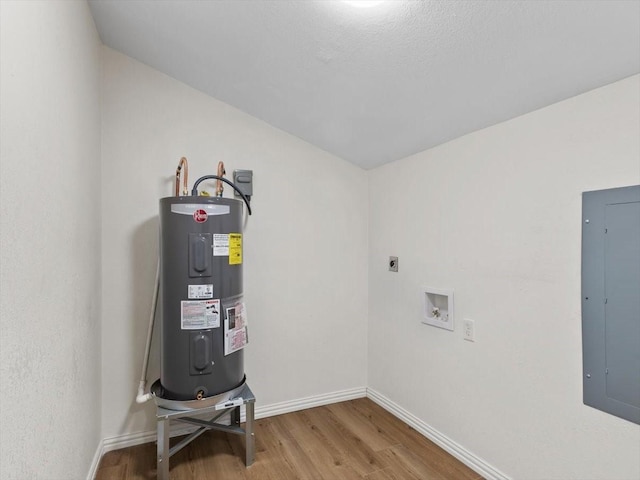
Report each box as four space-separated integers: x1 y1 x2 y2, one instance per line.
582 185 640 425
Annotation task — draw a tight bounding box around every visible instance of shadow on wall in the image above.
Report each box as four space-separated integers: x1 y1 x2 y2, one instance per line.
126 215 161 433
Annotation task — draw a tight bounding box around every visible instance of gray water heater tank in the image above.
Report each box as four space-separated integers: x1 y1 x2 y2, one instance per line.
159 196 245 400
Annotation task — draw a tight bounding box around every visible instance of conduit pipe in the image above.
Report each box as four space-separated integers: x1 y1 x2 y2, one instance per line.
136 259 160 404
191 175 252 215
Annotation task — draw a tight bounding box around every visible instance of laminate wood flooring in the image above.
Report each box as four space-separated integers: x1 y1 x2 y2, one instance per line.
95 398 483 480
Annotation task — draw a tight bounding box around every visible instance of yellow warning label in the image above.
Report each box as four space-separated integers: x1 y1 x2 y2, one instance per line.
229 233 242 265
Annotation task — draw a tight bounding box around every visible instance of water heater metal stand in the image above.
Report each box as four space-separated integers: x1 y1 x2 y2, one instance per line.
155 383 255 479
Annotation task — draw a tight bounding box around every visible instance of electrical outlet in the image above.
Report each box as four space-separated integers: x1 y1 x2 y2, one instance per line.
463 318 475 342
389 256 398 272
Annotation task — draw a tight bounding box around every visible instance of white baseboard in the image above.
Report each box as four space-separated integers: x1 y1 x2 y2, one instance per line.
366 388 511 480
101 422 201 455
86 438 104 480
255 386 367 419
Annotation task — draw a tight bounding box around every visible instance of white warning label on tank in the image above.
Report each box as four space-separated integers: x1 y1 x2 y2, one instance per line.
188 284 213 299
213 234 229 256
224 299 248 356
181 299 220 330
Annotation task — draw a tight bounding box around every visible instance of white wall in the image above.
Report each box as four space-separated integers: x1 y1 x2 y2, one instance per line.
0 2 102 479
1 4 636 477
100 48 369 438
368 75 640 479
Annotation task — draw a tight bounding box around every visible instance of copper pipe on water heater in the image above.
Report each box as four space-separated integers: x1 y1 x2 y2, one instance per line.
175 157 189 196
216 161 225 197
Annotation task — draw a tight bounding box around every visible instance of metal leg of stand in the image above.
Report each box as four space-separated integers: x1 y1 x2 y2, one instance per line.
153 383 256 477
245 401 255 466
231 405 241 427
157 416 170 480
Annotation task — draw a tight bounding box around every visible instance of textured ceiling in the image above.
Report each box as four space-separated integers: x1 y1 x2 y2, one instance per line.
88 0 640 169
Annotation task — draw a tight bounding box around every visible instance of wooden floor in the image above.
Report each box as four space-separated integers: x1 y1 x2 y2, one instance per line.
96 398 482 480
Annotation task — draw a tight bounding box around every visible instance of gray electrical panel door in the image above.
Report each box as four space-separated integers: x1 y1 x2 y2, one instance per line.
582 185 640 425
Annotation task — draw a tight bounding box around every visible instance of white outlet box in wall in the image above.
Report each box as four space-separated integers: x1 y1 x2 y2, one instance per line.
421 287 454 331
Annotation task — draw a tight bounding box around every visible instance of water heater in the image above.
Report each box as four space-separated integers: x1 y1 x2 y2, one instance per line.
158 196 246 400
